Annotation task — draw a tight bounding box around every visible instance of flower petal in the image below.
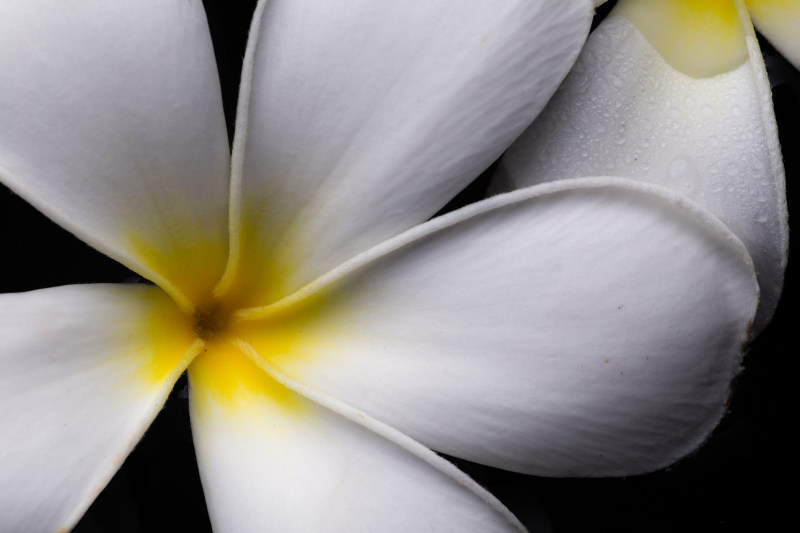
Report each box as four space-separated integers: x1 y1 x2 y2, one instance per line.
0 1 230 309
236 178 758 477
219 0 593 306
492 6 787 331
609 0 750 78
746 0 800 69
188 342 524 532
0 284 199 532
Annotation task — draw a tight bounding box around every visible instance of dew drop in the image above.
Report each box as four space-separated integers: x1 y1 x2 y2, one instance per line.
710 180 725 193
668 158 688 178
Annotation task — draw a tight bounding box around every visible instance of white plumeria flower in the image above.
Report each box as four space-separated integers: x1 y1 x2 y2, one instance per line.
494 0 798 332
492 1 798 525
0 0 774 531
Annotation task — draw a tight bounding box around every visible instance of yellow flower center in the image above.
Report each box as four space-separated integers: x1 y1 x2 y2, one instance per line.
172 290 298 412
192 298 233 340
168 271 323 414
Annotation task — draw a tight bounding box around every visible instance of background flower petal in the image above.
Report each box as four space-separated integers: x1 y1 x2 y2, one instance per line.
746 0 800 70
0 284 200 532
188 343 524 532
219 0 593 306
238 178 758 477
491 7 787 331
0 0 230 309
607 0 749 78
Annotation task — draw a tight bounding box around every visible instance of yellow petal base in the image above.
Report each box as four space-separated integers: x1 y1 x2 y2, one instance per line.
188 341 307 416
614 0 748 77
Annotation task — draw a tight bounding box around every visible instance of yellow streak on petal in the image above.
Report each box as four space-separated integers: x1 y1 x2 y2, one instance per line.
131 288 199 388
216 215 297 308
124 228 228 311
615 0 748 77
228 281 347 376
188 340 307 416
216 194 327 310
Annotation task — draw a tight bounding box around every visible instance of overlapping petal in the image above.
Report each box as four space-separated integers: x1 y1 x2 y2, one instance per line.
492 2 787 330
746 0 800 69
219 0 593 306
235 178 758 477
188 343 524 532
0 284 200 532
0 0 230 310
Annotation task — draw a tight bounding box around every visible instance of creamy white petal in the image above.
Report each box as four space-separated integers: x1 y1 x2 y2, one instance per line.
492 7 787 331
0 0 230 309
218 0 593 306
188 342 524 533
235 178 758 477
747 0 800 70
0 284 199 532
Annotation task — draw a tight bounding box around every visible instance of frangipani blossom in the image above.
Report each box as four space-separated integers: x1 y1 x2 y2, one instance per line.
490 2 798 525
0 2 771 533
494 0 797 332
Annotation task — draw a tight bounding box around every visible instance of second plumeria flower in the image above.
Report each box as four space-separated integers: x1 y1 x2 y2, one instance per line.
495 0 795 332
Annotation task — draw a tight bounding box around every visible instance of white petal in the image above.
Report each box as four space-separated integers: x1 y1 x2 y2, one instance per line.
747 0 800 70
218 0 592 306
235 178 758 477
492 8 787 331
188 342 524 533
0 284 199 532
0 1 230 309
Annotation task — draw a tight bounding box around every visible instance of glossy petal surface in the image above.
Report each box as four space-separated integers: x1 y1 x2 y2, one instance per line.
0 0 230 309
221 0 592 306
0 285 199 532
237 179 758 477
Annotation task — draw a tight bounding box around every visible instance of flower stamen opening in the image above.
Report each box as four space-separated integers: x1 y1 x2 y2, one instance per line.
193 298 233 340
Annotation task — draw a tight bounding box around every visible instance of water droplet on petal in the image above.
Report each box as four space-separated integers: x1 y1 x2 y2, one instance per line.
669 157 688 178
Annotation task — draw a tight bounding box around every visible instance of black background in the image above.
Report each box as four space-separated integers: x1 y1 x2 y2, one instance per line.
1 1 797 531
